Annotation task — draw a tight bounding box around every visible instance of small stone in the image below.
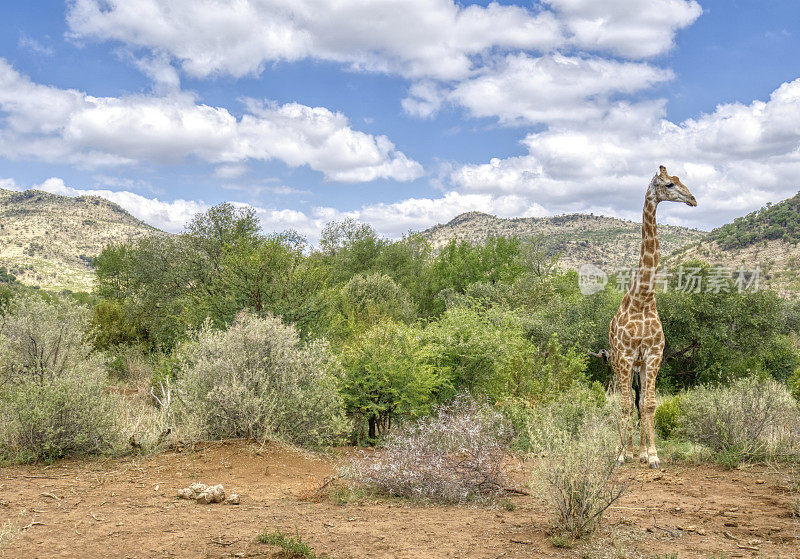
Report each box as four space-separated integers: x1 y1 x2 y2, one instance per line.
195 492 213 505
224 493 240 505
755 479 766 484
697 528 706 536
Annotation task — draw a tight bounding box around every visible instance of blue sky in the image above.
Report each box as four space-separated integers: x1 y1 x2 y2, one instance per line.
1 0 799 241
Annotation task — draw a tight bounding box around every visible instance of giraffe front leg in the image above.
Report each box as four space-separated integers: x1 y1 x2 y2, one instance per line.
613 359 635 465
642 354 662 469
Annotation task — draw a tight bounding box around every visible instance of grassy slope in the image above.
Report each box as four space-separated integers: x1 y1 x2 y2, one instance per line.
671 192 800 293
0 188 161 292
422 211 707 273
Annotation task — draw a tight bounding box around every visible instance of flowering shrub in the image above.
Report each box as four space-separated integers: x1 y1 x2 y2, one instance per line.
347 395 513 503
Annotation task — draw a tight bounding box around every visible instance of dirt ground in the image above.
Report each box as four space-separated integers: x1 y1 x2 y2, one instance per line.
1 441 797 558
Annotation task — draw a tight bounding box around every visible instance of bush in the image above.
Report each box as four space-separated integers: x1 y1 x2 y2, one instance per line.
528 389 625 539
501 382 606 453
0 294 122 464
173 312 346 447
0 294 93 385
789 367 800 402
338 272 414 327
0 373 119 463
654 394 682 439
347 395 513 503
339 319 442 441
677 377 800 465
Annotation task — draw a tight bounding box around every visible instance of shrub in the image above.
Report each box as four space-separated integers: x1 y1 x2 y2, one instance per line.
498 334 587 404
0 294 122 464
422 306 503 396
173 312 346 447
529 390 626 539
654 394 682 439
347 395 513 503
338 272 414 327
0 294 93 385
789 367 800 402
0 373 119 463
501 382 606 453
339 319 442 441
677 377 800 465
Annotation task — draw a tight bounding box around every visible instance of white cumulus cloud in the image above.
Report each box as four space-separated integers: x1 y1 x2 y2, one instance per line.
0 58 423 182
66 0 565 81
451 79 800 229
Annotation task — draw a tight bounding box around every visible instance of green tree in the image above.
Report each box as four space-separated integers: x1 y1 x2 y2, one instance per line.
339 319 442 440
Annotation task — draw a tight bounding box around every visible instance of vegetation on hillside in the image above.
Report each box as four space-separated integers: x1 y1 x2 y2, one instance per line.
0 187 156 291
709 192 800 249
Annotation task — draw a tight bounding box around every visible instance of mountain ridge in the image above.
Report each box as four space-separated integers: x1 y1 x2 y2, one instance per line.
421 210 706 273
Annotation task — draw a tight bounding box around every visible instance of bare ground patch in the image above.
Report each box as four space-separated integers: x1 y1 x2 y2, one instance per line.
1 441 798 558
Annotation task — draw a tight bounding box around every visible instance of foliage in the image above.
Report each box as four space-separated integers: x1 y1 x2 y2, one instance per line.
503 383 606 453
499 334 587 403
710 192 800 249
92 300 145 349
334 272 414 335
347 395 513 503
420 237 524 316
676 377 800 466
338 319 442 441
94 203 329 349
657 260 800 389
258 527 317 559
0 294 121 464
528 391 626 539
0 373 120 464
173 312 346 447
0 267 17 285
789 367 800 402
423 306 587 402
654 395 682 440
422 306 506 397
0 294 95 385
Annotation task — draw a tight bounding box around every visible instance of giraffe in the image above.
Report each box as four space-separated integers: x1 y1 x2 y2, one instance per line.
609 165 696 469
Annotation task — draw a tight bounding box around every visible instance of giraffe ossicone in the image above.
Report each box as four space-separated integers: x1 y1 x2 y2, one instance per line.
609 165 696 469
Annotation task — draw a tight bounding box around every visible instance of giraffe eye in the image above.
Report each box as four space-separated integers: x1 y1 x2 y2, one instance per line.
665 182 674 188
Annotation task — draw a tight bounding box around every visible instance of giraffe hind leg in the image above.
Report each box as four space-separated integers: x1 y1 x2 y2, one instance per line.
637 366 648 463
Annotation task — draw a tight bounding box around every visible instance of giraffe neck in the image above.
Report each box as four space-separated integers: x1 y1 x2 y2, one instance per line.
632 192 659 299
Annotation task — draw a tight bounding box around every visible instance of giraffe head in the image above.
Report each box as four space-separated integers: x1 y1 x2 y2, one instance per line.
651 165 697 206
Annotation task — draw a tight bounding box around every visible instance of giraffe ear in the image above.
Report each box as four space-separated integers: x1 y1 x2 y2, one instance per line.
659 165 668 176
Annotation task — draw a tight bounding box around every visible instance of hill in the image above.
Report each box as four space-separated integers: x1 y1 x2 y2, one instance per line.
0 188 160 292
422 211 706 272
671 192 800 293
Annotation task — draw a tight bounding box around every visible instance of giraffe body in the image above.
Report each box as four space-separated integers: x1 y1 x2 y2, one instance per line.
609 165 696 469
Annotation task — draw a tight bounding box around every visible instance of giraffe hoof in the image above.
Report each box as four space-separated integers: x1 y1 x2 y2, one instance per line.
639 454 648 464
648 459 661 469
